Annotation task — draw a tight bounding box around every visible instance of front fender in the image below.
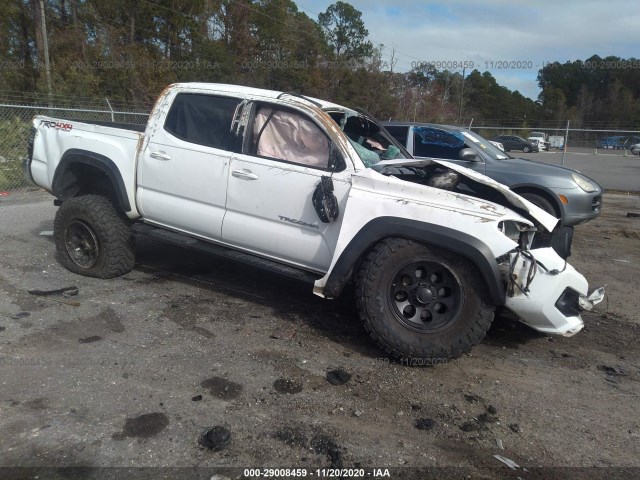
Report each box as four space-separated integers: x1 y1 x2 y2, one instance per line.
315 217 506 306
313 170 524 305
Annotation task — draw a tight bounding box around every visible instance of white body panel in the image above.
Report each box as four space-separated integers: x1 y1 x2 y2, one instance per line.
313 168 528 293
136 88 233 239
30 116 142 218
506 247 586 335
223 153 351 272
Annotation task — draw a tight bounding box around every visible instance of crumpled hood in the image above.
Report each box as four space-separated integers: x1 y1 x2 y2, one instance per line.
373 157 559 232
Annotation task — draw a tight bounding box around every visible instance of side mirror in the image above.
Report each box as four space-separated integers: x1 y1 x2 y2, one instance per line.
312 176 339 223
459 148 480 162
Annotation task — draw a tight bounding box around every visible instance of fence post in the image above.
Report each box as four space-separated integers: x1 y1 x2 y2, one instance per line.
561 120 570 166
105 98 115 122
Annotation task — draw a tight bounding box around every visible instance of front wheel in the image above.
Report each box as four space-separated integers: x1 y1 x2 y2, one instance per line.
355 238 494 361
519 192 558 218
54 195 135 278
523 145 532 153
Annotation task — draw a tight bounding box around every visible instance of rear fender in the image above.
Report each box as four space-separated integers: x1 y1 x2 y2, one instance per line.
52 149 131 212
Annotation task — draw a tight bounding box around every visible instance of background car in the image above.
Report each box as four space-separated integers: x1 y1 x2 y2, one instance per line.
383 122 603 227
489 140 504 151
630 143 640 155
598 135 640 149
491 135 538 153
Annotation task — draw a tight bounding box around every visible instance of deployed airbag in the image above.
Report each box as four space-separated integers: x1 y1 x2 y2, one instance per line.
254 107 330 168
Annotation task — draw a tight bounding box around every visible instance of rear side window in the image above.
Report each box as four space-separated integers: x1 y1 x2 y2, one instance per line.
413 127 465 160
164 93 240 150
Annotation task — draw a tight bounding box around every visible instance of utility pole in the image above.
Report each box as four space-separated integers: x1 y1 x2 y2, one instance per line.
39 0 53 104
457 66 466 125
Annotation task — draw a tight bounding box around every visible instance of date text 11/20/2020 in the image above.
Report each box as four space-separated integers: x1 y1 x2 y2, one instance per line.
243 468 391 478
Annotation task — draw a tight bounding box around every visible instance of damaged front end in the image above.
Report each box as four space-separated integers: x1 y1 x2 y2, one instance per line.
371 159 606 336
320 107 604 338
500 244 605 336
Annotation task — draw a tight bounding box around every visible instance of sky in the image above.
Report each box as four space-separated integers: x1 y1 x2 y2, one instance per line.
295 0 640 100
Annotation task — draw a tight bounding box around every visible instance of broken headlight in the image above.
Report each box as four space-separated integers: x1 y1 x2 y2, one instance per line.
499 221 536 249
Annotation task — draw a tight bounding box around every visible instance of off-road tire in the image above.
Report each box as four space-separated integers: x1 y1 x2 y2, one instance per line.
54 195 135 278
355 238 494 361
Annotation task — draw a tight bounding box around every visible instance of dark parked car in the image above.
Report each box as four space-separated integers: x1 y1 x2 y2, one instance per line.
491 135 538 153
383 122 603 227
598 135 640 150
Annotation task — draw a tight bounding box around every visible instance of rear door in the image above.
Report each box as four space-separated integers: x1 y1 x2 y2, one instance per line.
222 103 351 272
137 92 242 239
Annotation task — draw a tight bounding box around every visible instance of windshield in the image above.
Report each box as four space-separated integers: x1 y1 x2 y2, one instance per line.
326 109 407 166
462 130 511 160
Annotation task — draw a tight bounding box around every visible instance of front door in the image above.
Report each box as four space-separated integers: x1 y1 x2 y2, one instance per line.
222 104 351 272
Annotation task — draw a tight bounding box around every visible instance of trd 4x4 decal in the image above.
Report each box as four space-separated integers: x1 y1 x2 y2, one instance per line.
40 120 73 132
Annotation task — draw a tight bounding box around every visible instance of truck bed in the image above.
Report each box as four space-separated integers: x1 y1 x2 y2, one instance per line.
29 115 144 218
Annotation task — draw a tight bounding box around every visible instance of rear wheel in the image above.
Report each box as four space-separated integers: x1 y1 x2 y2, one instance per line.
54 195 135 278
355 238 494 361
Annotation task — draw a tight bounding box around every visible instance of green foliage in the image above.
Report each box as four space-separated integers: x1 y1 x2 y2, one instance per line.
9 1 628 134
538 55 640 126
0 117 32 190
318 1 373 61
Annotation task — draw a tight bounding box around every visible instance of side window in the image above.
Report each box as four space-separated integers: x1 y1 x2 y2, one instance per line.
384 125 409 148
413 127 465 160
164 93 241 150
250 105 331 169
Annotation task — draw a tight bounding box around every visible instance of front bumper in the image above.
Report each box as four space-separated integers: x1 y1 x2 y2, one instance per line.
504 247 603 336
556 186 603 226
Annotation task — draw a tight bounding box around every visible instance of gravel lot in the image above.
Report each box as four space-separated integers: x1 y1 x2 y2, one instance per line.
1 190 639 479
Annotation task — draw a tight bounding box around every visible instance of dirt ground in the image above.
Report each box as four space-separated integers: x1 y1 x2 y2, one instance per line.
0 191 639 479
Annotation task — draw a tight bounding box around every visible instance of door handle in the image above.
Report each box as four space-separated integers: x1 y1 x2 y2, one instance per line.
232 169 259 180
150 151 172 161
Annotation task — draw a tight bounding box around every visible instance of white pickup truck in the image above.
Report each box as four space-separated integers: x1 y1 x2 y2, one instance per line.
528 131 550 151
24 83 603 361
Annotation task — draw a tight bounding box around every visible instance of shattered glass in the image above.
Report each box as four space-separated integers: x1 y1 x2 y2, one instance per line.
414 126 465 148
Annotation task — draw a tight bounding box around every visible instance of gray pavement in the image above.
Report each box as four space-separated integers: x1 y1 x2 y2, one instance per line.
517 149 640 191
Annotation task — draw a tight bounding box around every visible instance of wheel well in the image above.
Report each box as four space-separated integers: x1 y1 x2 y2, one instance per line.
512 187 561 218
52 150 131 212
349 236 485 284
323 218 505 307
56 163 116 203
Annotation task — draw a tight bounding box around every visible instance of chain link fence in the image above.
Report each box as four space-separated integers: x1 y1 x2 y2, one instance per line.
0 104 149 192
2 102 639 192
469 125 640 156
